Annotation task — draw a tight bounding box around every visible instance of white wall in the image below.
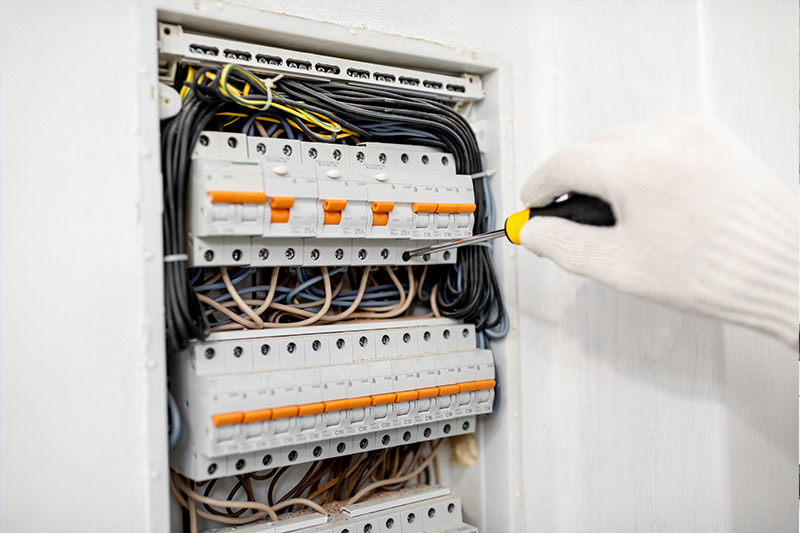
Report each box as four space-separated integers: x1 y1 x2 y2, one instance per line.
0 1 795 532
522 2 798 532
0 1 167 531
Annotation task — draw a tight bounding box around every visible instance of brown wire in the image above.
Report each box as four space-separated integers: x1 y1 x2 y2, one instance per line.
267 466 291 506
250 469 277 481
345 440 443 506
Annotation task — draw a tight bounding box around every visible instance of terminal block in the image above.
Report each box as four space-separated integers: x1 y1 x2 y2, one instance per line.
170 319 495 481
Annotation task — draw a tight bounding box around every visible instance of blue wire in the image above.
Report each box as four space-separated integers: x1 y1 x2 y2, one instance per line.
476 331 488 349
298 266 407 300
200 266 411 323
354 122 442 141
193 268 252 291
294 267 320 297
482 172 497 232
332 289 403 301
336 299 401 307
484 302 510 340
285 267 346 303
242 112 294 139
188 268 203 285
213 285 292 304
208 279 404 312
167 390 181 449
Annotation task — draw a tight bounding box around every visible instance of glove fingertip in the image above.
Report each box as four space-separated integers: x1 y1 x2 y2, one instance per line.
517 216 617 279
517 216 569 258
517 218 546 256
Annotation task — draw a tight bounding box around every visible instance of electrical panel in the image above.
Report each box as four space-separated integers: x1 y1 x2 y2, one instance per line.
160 21 505 533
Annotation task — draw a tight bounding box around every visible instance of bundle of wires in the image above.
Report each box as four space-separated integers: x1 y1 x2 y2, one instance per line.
162 95 224 351
170 440 442 532
163 63 507 349
191 265 441 332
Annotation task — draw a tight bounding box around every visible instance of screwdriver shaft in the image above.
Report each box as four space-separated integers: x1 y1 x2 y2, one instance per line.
402 229 506 260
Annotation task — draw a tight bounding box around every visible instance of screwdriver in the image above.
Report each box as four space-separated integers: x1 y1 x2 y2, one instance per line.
401 193 615 261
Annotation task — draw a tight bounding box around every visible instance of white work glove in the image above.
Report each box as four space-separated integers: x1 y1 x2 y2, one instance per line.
520 117 798 347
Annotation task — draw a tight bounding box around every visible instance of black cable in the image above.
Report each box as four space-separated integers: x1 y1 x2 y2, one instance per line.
162 96 224 350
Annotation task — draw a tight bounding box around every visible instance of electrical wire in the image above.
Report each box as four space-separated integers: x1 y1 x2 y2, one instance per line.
345 440 443 506
162 96 224 351
193 266 419 331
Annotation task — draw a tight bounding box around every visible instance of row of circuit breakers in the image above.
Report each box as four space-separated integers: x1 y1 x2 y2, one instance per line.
171 319 495 481
190 132 476 267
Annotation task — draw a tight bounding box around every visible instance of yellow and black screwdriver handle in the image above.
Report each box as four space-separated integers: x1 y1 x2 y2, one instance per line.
504 193 616 244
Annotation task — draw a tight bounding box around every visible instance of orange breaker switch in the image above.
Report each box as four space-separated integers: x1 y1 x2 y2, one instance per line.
458 381 481 393
243 408 272 424
349 396 371 409
323 399 351 413
435 203 459 214
395 390 419 403
270 196 294 223
297 402 324 417
208 190 267 204
323 199 347 225
211 412 244 427
412 202 437 213
271 405 299 419
416 387 439 399
437 384 460 397
371 201 394 226
476 379 496 390
371 393 396 406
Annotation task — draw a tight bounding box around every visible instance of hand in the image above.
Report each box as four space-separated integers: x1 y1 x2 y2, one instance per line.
519 117 797 346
